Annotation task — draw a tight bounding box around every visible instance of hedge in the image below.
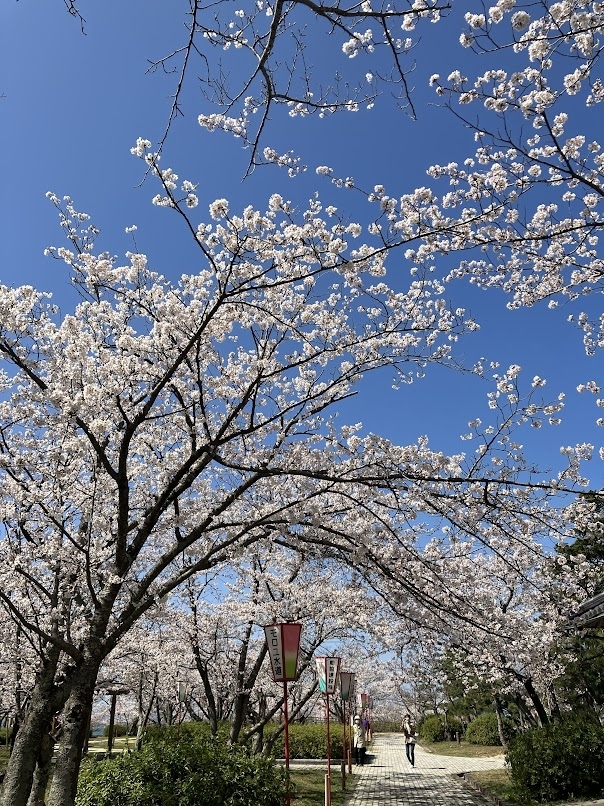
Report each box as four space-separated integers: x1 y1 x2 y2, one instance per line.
507 713 604 802
418 715 445 743
102 724 129 738
465 713 502 746
76 734 286 806
264 723 346 759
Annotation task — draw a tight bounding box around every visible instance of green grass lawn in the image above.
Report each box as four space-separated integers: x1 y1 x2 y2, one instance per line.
289 768 358 806
469 768 604 806
420 740 505 758
85 735 134 754
468 769 537 806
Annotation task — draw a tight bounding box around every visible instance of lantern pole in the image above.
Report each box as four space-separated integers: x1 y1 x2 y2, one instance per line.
341 696 347 792
315 656 340 806
326 688 332 806
342 696 347 775
283 678 292 806
348 673 355 773
264 623 302 806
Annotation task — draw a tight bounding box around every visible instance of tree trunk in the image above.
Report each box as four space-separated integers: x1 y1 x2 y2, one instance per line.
522 677 549 727
0 655 62 806
547 684 562 721
136 669 158 751
47 662 100 806
26 732 55 806
493 694 508 751
229 691 250 745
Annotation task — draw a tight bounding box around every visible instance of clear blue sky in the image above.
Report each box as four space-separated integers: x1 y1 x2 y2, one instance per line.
2 0 601 486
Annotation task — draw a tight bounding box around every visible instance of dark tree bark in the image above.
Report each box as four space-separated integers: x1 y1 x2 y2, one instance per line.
523 677 549 727
493 694 508 751
26 732 55 806
47 660 101 806
0 651 64 806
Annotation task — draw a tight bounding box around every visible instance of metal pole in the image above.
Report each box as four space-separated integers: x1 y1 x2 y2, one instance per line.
283 679 291 806
341 698 347 791
325 692 331 806
348 709 352 774
343 698 347 769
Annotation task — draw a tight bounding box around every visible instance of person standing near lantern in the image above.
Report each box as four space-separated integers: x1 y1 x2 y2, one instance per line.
352 715 366 765
402 714 417 766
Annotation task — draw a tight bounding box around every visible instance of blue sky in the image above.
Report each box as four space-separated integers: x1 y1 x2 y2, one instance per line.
2 0 602 486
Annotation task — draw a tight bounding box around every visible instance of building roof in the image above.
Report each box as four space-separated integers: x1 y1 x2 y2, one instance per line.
569 591 604 629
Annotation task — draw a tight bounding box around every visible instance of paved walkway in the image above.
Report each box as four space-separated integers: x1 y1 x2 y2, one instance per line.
344 733 505 806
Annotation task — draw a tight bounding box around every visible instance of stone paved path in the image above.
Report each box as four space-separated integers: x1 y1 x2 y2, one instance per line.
344 733 505 806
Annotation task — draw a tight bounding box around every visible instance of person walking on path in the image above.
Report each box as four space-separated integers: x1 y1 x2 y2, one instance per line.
344 731 505 806
402 714 417 766
353 715 367 765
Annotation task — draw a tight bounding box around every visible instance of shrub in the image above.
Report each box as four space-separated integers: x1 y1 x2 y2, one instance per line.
76 734 286 806
102 724 129 738
371 720 400 733
145 721 226 741
465 713 502 746
418 715 445 743
443 715 463 740
507 713 604 802
264 723 345 759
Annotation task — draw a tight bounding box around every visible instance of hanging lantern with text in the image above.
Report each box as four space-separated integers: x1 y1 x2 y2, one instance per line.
264 623 302 683
315 656 341 695
339 672 354 702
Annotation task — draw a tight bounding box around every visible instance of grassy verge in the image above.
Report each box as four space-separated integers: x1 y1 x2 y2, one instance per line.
85 735 133 754
470 769 604 806
289 768 358 806
467 769 539 806
420 740 505 758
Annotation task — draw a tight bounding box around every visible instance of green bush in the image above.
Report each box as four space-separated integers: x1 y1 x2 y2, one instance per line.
76 734 286 806
371 720 400 733
264 723 345 759
507 713 604 802
145 721 227 740
465 713 502 746
443 715 463 740
102 723 129 738
418 715 445 742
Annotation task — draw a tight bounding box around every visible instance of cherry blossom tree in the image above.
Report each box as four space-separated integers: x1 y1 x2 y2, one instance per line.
404 0 604 381
0 192 575 803
374 516 596 731
137 0 451 170
0 172 491 806
5 0 604 802
151 542 383 746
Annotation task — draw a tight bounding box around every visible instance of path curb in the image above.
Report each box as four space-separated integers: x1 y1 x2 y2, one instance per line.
457 771 513 806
